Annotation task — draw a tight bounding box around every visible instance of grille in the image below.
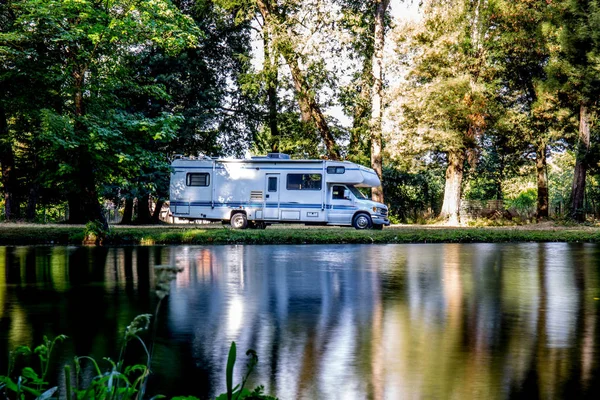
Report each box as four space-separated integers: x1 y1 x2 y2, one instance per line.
250 191 263 201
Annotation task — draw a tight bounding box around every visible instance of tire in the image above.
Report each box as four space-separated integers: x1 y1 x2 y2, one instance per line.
372 223 384 230
352 213 372 230
230 213 248 229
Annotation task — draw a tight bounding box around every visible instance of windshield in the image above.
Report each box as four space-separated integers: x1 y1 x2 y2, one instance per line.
348 185 367 200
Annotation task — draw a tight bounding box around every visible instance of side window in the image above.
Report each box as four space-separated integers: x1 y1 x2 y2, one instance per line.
186 173 210 187
286 174 322 190
326 166 345 174
332 186 347 200
268 176 278 192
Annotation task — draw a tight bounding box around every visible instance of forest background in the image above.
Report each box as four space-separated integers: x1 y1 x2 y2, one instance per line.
1 0 599 226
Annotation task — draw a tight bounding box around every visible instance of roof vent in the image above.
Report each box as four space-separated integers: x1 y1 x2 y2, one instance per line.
267 153 291 159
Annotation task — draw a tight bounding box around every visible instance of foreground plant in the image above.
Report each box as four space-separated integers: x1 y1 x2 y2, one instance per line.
0 264 276 399
0 315 154 400
0 335 67 399
174 341 277 400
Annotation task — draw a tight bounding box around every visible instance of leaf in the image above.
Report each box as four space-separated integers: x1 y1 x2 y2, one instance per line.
226 342 236 400
0 376 18 392
22 367 45 384
20 385 42 397
36 386 58 400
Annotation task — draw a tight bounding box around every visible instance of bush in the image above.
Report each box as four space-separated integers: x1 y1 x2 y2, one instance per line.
505 188 537 219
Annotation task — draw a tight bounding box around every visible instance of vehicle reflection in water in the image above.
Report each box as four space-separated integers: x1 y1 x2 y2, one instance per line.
0 243 599 399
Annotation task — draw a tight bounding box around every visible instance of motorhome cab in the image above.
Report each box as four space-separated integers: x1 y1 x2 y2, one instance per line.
169 153 390 230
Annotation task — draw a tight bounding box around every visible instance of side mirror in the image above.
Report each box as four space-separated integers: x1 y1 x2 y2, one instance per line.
344 190 351 200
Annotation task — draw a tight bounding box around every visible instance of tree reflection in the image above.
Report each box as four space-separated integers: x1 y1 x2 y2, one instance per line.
0 244 599 399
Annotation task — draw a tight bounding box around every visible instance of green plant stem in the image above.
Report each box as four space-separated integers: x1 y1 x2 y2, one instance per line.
65 365 71 400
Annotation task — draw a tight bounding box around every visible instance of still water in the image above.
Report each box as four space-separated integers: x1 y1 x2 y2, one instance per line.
0 243 599 399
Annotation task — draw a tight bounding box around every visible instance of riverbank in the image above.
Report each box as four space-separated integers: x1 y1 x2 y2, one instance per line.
0 222 599 245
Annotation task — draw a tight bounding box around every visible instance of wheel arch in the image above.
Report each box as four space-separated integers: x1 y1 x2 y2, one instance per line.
229 210 247 220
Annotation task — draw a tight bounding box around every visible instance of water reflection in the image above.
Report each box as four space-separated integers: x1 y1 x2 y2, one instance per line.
0 243 599 399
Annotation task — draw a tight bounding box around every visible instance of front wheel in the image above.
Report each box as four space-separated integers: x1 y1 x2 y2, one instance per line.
352 213 372 230
230 213 248 229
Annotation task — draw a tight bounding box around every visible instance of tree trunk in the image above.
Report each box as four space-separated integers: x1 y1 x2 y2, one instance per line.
0 104 20 220
26 183 39 222
370 0 389 204
255 0 340 160
283 52 339 160
535 138 549 219
68 67 107 227
121 197 134 224
570 103 591 222
440 149 465 223
151 199 165 224
136 193 152 224
263 26 280 152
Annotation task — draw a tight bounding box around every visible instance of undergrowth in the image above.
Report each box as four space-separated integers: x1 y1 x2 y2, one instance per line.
0 264 277 400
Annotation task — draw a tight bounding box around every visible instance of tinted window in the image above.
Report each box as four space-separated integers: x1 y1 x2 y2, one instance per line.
268 177 278 192
286 174 322 190
326 166 345 174
186 173 210 187
332 185 347 200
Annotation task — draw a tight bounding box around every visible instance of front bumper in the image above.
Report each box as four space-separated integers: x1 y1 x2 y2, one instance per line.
372 215 390 226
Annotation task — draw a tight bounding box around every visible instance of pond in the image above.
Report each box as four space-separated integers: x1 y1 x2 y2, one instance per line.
0 243 599 399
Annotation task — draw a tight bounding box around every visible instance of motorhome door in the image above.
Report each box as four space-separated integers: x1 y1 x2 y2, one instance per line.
264 174 280 219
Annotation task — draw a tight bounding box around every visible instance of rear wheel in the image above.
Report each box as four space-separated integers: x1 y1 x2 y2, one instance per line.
230 213 248 229
352 213 372 230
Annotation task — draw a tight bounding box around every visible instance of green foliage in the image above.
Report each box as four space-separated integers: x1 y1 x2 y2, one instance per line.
0 335 67 399
0 315 153 400
549 151 575 216
505 188 537 219
382 165 443 223
214 342 277 400
83 220 111 244
0 319 277 400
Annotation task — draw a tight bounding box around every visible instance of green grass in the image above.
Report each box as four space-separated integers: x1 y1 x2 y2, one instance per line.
0 223 599 245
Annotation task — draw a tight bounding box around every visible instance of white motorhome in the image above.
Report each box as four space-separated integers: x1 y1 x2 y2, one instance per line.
169 153 390 229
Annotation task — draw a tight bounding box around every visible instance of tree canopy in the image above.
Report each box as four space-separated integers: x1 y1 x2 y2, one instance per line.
0 0 599 224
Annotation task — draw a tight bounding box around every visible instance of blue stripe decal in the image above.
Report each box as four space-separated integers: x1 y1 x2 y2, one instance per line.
173 166 323 171
170 201 359 212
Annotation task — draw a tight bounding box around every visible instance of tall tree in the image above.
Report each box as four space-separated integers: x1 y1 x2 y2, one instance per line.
113 0 258 222
487 0 552 219
399 0 494 223
370 0 390 202
255 0 340 159
218 0 342 159
2 0 199 224
546 0 600 221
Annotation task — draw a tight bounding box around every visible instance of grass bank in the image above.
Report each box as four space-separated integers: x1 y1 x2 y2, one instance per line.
0 223 599 245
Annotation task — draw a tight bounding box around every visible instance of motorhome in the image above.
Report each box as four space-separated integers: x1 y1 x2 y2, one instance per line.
169 153 390 229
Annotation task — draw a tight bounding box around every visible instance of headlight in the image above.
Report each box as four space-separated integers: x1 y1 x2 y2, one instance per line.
373 207 387 214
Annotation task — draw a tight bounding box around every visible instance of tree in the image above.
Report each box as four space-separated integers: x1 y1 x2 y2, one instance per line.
546 0 600 221
1 0 200 224
487 0 552 219
113 0 259 223
369 0 390 203
398 0 494 223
